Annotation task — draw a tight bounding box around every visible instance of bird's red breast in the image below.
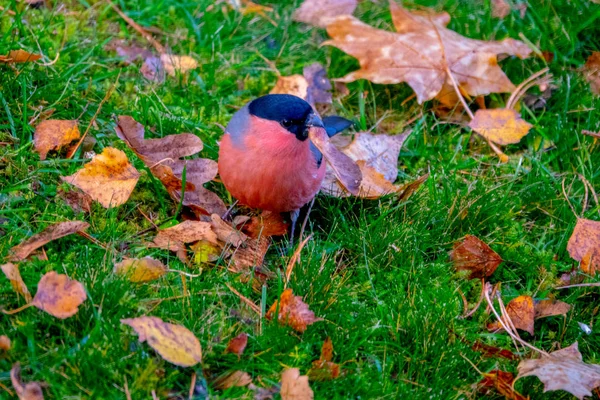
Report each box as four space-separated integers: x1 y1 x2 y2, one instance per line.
218 116 326 212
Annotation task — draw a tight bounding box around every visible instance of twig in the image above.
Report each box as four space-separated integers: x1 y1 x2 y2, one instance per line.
2 303 33 315
124 377 132 400
561 177 579 218
0 6 16 16
77 231 109 250
298 197 315 242
557 282 600 289
444 66 474 120
506 68 550 110
166 269 202 278
188 372 196 400
226 283 260 314
106 0 165 54
285 234 312 286
462 279 485 318
151 390 159 400
582 129 600 138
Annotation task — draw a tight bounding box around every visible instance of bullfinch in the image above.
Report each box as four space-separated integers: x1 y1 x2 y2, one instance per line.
218 94 352 236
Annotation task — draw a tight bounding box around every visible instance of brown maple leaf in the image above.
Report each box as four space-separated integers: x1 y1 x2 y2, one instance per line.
266 288 321 333
451 235 503 279
292 0 357 28
324 1 531 103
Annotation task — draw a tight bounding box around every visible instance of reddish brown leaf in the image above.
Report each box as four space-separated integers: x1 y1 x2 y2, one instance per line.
212 370 252 390
242 211 288 239
33 120 80 160
584 52 600 96
266 288 321 333
10 364 44 400
478 370 528 400
57 188 92 214
1 262 32 302
0 335 11 351
534 299 571 319
225 332 248 357
471 341 518 361
210 214 248 246
451 235 503 279
32 271 87 319
487 295 534 335
308 337 341 381
230 236 271 272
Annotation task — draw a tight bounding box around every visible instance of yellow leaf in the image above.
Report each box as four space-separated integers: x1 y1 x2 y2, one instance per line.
33 120 80 160
114 257 167 283
468 108 533 145
160 54 198 76
1 263 32 302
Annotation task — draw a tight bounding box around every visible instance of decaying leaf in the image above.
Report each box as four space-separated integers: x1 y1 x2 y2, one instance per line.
583 52 600 96
309 127 361 195
534 299 571 319
478 369 528 400
114 257 167 283
266 288 320 333
270 75 309 100
280 368 314 400
1 263 32 302
160 54 198 76
225 332 248 357
293 0 357 28
471 341 518 360
567 218 600 275
32 271 87 319
487 295 534 335
8 221 90 262
210 214 248 247
270 63 332 106
57 188 92 214
229 237 270 272
0 335 11 351
241 211 288 239
468 109 533 145
121 316 202 367
11 364 44 400
212 370 252 390
61 147 140 208
451 235 503 279
141 56 165 82
491 0 527 19
150 220 217 254
116 116 226 216
0 50 42 64
105 39 153 64
33 120 80 160
191 240 221 264
516 342 600 399
324 2 531 103
308 337 341 381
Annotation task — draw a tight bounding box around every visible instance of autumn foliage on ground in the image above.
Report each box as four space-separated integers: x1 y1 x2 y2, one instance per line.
1 0 600 399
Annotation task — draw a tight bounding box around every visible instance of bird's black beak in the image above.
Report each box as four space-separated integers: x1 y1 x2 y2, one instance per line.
300 112 324 141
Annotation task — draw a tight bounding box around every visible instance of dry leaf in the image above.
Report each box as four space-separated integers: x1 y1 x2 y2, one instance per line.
32 271 87 319
478 369 528 400
62 147 140 208
212 370 252 390
191 240 221 264
280 368 314 400
141 56 165 82
324 2 531 103
116 116 226 216
266 288 320 333
122 316 202 367
534 299 571 319
151 220 217 253
492 0 527 19
468 109 533 145
1 263 32 302
160 54 198 76
308 337 341 381
583 52 600 96
471 341 518 360
567 218 600 274
210 214 248 247
105 39 153 64
0 50 42 64
451 235 503 279
8 221 89 262
309 127 361 195
270 63 332 106
57 188 92 214
516 342 600 399
225 332 248 357
230 236 271 272
293 0 357 28
0 335 11 351
11 364 44 400
114 257 167 283
33 120 80 160
270 75 309 100
242 211 288 239
487 295 534 335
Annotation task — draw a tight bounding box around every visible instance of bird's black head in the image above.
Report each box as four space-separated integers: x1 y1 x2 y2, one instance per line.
248 94 323 141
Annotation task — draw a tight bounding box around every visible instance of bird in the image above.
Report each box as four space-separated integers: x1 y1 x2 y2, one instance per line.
218 94 352 238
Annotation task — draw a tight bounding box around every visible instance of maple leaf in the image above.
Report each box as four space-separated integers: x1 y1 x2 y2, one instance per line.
308 337 341 381
11 364 44 400
1 263 32 302
324 1 531 104
567 218 600 274
62 147 140 208
113 257 167 283
293 0 357 28
280 368 314 400
516 342 600 399
478 369 528 400
266 288 321 333
451 235 503 279
32 271 87 319
33 120 80 160
225 332 248 357
468 108 533 146
121 316 202 367
487 295 534 335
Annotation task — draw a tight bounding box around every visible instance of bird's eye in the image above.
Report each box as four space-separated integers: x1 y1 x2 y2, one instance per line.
281 119 293 128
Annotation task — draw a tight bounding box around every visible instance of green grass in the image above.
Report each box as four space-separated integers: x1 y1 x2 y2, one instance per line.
2 0 600 398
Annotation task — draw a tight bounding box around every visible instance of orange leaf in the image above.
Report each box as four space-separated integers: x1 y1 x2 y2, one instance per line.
61 147 140 208
487 295 534 335
113 257 167 283
10 363 44 400
121 316 202 367
0 50 42 64
150 220 217 253
266 288 321 333
468 108 533 145
242 211 288 239
293 0 357 28
1 263 32 302
308 337 341 381
0 335 11 351
567 218 600 275
225 332 248 357
280 368 314 400
33 120 80 160
32 271 87 319
451 235 503 279
583 52 600 96
230 236 271 272
478 370 528 400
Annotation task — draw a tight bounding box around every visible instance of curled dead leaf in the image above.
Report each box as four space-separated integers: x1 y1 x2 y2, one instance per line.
451 235 503 279
114 257 167 283
487 295 534 335
11 364 44 400
280 368 314 400
33 120 80 160
32 271 87 319
1 263 32 302
121 316 202 367
225 332 248 357
212 370 252 390
534 299 571 319
266 288 320 333
468 108 533 145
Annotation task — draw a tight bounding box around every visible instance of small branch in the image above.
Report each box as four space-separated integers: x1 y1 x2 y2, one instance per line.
582 129 600 139
2 303 33 315
285 234 312 286
557 282 600 289
226 283 260 315
462 279 486 318
166 269 202 278
445 66 474 120
507 68 550 110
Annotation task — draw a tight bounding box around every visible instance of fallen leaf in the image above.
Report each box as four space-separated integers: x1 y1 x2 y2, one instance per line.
151 220 217 254
567 218 600 274
487 295 534 335
160 54 198 76
212 370 252 390
324 2 531 103
270 75 309 100
0 335 11 351
210 214 248 247
1 263 32 302
116 116 226 216
33 120 80 160
191 240 221 264
270 63 332 106
61 147 140 208
11 364 44 400
8 221 90 262
293 0 357 28
583 52 600 96
32 271 87 319
57 188 92 214
228 0 274 16
309 127 361 195
121 316 202 367
468 109 533 146
492 0 527 19
242 211 288 239
266 288 320 333
225 332 248 357
0 50 42 64
478 369 528 400
516 342 600 399
106 39 154 64
141 56 165 82
114 257 167 283
534 299 571 319
280 368 314 400
230 236 271 272
471 341 519 360
451 235 503 279
308 337 341 381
